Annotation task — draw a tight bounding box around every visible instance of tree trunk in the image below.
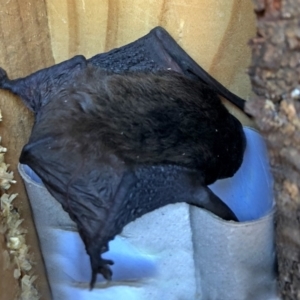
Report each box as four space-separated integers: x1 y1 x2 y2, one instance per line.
248 1 300 299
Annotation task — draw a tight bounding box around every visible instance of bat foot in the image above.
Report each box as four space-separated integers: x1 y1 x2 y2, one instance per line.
98 258 114 280
90 256 114 289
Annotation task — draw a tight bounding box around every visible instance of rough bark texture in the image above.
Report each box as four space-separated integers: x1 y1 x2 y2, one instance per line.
247 1 300 299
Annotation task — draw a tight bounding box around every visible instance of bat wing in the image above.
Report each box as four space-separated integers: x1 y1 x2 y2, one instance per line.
19 134 136 287
0 27 246 114
0 55 87 112
20 131 237 288
88 26 247 113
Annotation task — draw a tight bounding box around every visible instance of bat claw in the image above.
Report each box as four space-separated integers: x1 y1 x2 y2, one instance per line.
90 256 114 289
99 260 113 280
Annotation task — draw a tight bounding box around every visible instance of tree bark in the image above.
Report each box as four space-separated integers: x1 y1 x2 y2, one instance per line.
248 1 300 299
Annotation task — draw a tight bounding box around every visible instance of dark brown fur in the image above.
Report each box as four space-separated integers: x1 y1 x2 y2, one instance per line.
36 67 245 185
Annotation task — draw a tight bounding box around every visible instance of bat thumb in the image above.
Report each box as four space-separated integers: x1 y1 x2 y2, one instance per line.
0 67 11 89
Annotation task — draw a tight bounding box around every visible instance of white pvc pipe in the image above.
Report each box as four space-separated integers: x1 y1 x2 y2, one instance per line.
18 127 279 300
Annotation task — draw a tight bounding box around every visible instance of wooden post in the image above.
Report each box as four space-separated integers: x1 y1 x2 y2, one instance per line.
0 1 53 299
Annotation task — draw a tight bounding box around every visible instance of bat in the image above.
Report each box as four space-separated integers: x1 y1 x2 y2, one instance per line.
0 27 246 288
